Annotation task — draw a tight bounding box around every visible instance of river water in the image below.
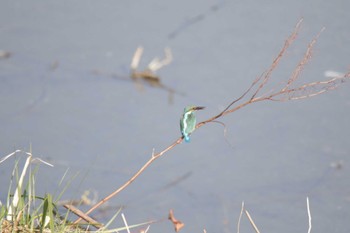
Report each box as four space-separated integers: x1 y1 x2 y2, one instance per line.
0 1 349 232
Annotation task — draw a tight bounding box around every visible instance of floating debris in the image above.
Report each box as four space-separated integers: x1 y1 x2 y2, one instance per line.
0 50 11 59
93 46 184 104
168 209 184 232
49 60 59 71
130 46 173 89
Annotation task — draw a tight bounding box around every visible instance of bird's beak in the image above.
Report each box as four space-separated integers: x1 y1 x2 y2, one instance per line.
194 106 205 111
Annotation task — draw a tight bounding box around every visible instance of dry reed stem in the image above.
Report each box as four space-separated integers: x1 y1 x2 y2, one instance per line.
237 201 244 233
236 202 261 233
73 19 349 225
121 213 131 233
307 197 312 233
236 198 312 232
245 210 261 233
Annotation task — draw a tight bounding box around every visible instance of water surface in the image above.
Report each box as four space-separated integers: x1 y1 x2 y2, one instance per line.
0 1 349 232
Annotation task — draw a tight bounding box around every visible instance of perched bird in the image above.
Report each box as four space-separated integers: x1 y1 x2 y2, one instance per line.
180 106 205 142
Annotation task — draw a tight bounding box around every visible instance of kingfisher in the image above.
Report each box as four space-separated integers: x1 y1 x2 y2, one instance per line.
180 105 205 142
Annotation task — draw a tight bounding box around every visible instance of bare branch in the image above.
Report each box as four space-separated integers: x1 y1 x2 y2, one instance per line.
251 18 303 100
73 137 183 224
198 18 307 127
282 27 325 92
72 19 350 226
267 71 349 101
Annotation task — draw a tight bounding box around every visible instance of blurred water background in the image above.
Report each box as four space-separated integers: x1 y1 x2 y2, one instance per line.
0 1 349 232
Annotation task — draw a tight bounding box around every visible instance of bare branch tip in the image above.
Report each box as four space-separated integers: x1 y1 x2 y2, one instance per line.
296 18 304 29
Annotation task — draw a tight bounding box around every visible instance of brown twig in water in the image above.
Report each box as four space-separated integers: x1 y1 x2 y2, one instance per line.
64 204 102 228
73 19 350 225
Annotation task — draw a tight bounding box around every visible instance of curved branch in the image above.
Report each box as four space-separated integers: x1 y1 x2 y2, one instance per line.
73 137 183 224
72 19 350 226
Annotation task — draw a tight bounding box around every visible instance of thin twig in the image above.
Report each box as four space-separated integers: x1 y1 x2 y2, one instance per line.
252 18 303 100
282 27 325 92
64 204 102 228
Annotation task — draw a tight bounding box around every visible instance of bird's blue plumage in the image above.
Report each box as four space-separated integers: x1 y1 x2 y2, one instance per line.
180 105 204 143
